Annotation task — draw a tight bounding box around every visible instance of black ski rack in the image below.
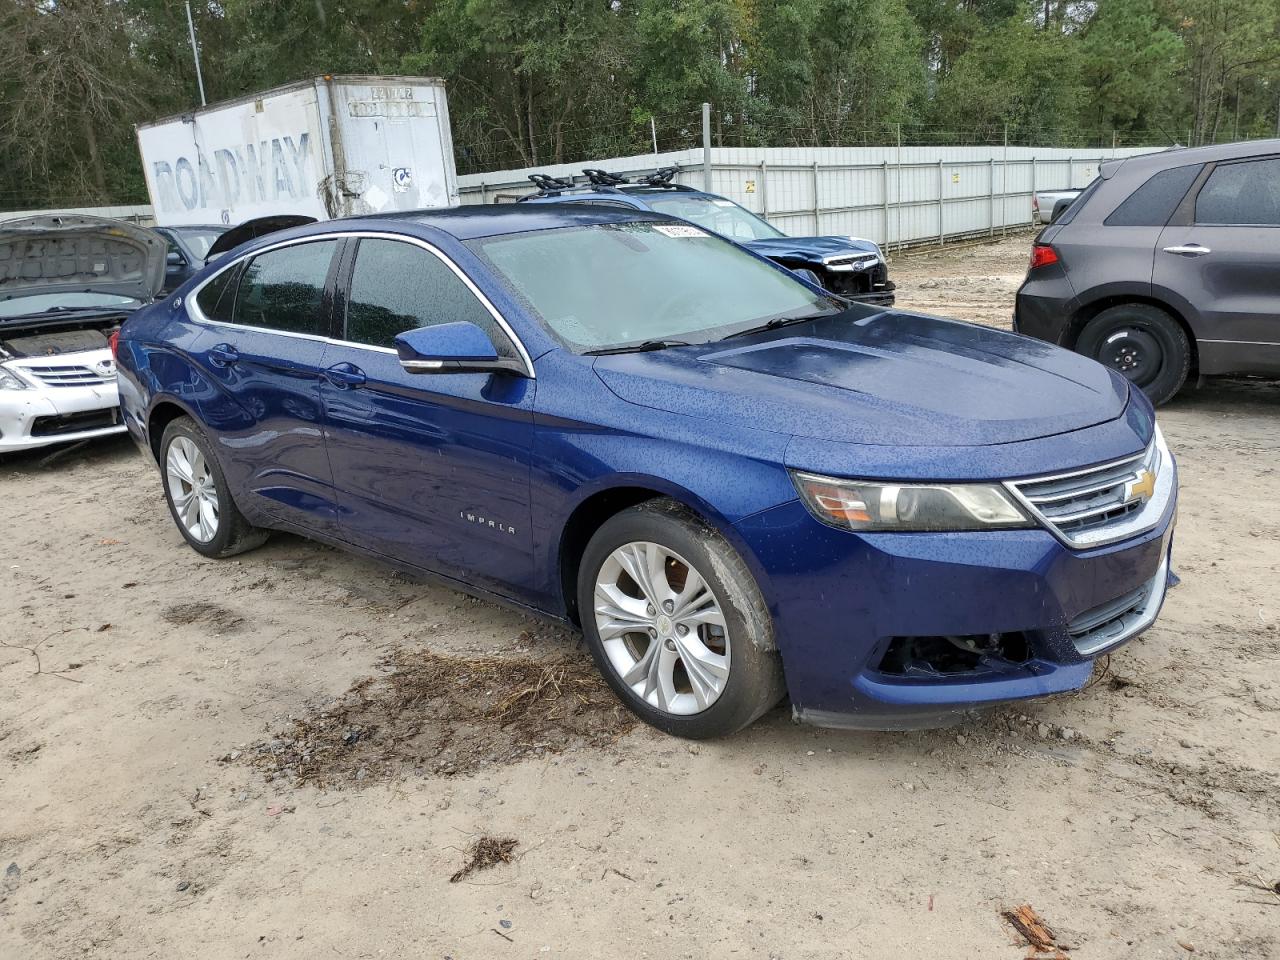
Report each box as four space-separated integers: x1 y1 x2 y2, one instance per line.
582 168 630 186
636 166 679 186
528 173 576 193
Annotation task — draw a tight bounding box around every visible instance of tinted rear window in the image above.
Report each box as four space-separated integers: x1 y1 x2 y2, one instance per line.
233 240 338 335
195 265 239 323
1105 164 1203 227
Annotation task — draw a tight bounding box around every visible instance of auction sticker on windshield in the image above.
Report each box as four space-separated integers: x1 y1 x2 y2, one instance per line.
651 223 707 238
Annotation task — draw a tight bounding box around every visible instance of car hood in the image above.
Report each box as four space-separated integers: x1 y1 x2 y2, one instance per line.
206 215 318 259
592 311 1128 448
744 235 881 264
0 215 166 305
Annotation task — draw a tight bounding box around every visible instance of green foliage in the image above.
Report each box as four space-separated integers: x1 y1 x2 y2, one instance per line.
0 0 1277 208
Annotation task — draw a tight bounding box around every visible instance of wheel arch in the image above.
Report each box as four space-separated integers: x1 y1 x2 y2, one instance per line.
145 396 200 464
554 476 773 629
1067 293 1200 373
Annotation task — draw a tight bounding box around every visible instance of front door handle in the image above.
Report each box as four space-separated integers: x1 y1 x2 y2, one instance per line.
1162 243 1211 257
323 362 366 389
208 343 240 367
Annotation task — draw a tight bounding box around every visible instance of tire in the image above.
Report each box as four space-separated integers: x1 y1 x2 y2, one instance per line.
159 416 268 559
1076 304 1190 406
577 499 786 739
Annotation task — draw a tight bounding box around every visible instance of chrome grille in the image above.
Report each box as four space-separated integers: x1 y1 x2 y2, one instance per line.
19 363 113 387
1006 431 1172 548
822 254 878 271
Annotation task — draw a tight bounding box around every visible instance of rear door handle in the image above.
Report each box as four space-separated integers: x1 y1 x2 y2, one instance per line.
208 343 240 367
323 362 366 389
1162 243 1211 257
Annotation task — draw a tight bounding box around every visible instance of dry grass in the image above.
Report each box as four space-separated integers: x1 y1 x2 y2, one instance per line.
245 649 636 786
450 836 519 883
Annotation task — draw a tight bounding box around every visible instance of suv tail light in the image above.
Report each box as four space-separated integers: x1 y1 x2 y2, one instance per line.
1028 243 1059 271
108 329 121 358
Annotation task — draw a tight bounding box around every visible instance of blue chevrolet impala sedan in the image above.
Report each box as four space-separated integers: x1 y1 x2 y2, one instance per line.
114 205 1177 738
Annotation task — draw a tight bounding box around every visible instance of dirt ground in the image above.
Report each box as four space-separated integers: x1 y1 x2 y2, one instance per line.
3 234 1279 959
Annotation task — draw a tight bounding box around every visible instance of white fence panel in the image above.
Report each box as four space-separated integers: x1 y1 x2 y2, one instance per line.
456 144 1157 247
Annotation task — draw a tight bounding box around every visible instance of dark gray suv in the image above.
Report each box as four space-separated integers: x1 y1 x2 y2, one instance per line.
1015 139 1280 405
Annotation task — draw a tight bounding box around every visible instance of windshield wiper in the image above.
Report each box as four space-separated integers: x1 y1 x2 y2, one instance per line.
719 312 826 341
583 339 693 356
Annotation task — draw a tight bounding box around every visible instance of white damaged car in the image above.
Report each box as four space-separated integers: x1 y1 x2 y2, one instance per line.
0 215 164 453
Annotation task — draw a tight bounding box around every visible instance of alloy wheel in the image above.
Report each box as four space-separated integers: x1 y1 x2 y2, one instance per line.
165 436 220 543
593 541 730 715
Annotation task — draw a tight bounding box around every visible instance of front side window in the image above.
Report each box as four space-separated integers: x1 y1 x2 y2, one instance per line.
469 221 853 352
1195 157 1280 226
233 240 338 335
646 196 785 241
344 238 513 355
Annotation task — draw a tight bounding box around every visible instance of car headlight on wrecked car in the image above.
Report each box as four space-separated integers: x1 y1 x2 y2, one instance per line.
0 367 29 391
792 472 1033 532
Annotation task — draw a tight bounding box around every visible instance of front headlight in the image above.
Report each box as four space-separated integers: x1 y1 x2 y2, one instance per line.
792 472 1033 532
0 366 29 391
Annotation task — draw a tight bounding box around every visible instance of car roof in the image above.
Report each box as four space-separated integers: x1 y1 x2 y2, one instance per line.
360 202 670 240
1103 138 1280 179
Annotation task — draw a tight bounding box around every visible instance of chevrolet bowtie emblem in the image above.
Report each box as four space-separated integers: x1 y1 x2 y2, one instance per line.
1128 469 1156 502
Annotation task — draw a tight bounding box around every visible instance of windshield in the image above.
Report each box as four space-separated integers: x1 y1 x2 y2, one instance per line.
173 229 227 260
0 292 140 319
646 196 785 241
468 221 842 352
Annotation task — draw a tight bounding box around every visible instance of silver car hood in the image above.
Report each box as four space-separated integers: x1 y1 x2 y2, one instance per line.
0 215 166 306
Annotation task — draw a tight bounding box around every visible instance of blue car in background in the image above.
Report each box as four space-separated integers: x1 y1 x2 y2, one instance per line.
518 167 895 305
114 204 1176 738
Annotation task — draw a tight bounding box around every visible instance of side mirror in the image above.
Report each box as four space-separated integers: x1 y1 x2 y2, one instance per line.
166 250 186 267
790 267 823 287
395 321 526 376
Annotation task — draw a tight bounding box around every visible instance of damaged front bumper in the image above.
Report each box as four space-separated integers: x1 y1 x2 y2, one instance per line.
733 488 1176 730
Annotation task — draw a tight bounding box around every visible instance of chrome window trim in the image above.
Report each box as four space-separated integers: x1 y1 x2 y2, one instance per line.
185 230 536 378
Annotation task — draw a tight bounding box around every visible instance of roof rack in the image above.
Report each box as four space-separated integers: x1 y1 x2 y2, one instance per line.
582 168 630 186
636 166 679 186
528 173 576 193
524 165 697 199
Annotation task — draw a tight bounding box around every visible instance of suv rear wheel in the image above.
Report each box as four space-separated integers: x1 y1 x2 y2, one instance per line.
1076 303 1190 406
577 499 785 738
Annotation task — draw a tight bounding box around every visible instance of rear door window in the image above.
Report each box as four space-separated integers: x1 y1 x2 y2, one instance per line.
343 238 515 355
1104 164 1204 226
1195 157 1280 225
232 240 339 335
195 265 240 323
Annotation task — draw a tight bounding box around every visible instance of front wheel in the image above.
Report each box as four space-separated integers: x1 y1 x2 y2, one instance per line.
1076 304 1190 406
160 416 268 558
577 500 785 739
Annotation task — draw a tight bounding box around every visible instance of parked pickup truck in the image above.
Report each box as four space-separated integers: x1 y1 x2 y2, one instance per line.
1033 188 1082 225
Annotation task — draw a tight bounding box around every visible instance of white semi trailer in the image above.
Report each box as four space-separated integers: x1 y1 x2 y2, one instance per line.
136 75 459 227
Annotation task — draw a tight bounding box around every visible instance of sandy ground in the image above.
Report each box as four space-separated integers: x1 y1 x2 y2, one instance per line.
3 235 1279 959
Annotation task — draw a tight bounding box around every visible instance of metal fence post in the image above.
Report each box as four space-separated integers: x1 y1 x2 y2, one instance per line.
881 161 889 247
701 102 712 192
813 160 821 235
760 160 769 219
937 158 945 246
1001 123 1008 237
479 180 487 205
989 157 995 237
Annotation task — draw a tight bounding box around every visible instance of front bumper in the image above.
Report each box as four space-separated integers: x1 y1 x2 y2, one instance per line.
0 364 124 453
735 480 1176 729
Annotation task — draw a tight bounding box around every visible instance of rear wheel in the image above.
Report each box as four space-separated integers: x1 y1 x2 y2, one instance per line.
160 416 268 558
577 499 785 739
1076 304 1190 406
